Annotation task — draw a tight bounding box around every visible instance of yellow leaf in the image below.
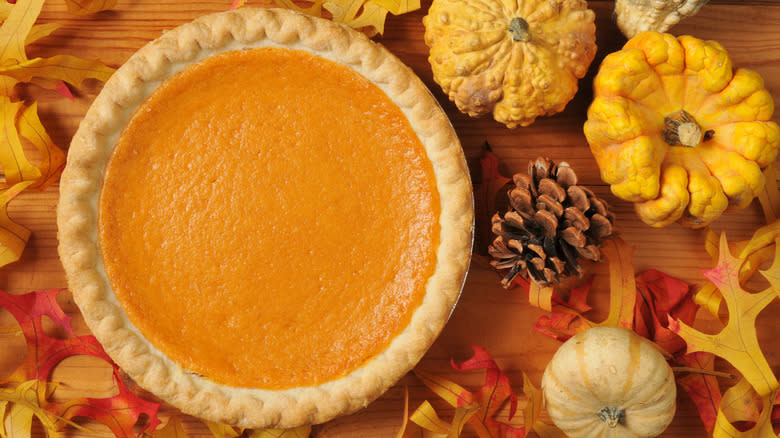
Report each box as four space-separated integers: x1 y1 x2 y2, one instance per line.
3 403 33 438
409 401 478 438
17 101 65 190
718 378 762 425
369 0 419 15
0 0 44 65
0 381 60 437
757 163 780 223
63 0 117 15
154 416 188 438
410 401 450 436
246 425 312 438
712 388 779 438
0 3 12 21
673 233 779 397
598 237 637 329
528 282 554 312
0 97 41 185
759 241 780 296
205 420 243 438
413 369 471 408
0 181 35 267
269 0 323 17
25 23 61 47
0 55 115 93
522 373 542 433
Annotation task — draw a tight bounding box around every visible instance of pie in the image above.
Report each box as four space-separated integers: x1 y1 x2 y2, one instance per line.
57 7 473 429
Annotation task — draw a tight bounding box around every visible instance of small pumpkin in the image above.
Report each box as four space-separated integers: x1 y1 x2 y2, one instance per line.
614 0 709 38
542 326 676 438
584 32 780 228
422 0 597 128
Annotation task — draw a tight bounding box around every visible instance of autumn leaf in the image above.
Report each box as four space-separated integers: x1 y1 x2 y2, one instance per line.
205 420 243 438
633 269 696 356
154 416 189 438
0 0 115 95
672 233 779 398
712 387 779 438
0 289 162 437
676 352 723 435
414 346 524 438
409 401 478 438
757 163 780 223
246 425 312 437
63 0 118 15
472 145 512 257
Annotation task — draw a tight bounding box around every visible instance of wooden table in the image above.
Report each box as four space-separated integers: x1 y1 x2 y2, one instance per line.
1 0 778 436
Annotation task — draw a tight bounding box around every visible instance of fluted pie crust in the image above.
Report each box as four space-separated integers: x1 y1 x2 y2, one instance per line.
57 7 473 429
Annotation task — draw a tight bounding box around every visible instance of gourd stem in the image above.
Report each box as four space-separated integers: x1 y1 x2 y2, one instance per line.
509 17 531 42
597 406 625 428
672 366 738 379
664 110 714 147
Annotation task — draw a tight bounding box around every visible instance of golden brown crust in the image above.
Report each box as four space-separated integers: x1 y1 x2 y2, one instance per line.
57 7 473 429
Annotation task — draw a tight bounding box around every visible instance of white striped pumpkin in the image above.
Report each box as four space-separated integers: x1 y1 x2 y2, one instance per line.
541 327 676 438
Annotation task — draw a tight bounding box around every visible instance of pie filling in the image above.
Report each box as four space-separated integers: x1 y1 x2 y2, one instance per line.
98 47 441 389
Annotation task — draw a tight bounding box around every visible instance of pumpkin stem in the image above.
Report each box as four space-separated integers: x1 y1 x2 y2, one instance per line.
509 17 531 42
597 406 625 428
664 110 714 147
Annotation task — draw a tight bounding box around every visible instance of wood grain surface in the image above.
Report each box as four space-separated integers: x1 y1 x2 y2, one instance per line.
1 0 779 436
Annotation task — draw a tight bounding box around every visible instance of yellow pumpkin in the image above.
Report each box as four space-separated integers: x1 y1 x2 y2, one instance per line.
584 32 780 228
542 327 677 438
422 0 597 128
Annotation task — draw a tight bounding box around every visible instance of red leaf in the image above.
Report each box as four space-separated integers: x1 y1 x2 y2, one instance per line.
449 346 525 438
532 278 595 342
52 368 161 438
633 269 696 355
0 288 73 337
676 352 722 435
472 144 512 256
54 80 74 100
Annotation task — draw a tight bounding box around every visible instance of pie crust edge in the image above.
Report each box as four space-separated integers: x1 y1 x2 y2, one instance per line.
57 7 474 429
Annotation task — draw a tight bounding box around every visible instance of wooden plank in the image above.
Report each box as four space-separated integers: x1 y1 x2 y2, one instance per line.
0 1 778 437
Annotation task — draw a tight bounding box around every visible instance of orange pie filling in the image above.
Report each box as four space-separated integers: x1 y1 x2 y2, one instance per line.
98 47 441 390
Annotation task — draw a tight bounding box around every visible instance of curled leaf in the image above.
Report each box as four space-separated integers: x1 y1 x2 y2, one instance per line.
672 233 778 398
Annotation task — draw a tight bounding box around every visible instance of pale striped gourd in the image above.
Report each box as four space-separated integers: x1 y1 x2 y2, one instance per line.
541 326 676 438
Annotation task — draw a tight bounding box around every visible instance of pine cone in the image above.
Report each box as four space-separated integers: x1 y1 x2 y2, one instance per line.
488 157 615 287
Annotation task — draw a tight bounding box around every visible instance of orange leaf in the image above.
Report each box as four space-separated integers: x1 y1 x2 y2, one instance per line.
63 0 117 15
676 352 723 435
633 269 696 356
416 346 524 438
154 416 188 438
598 237 637 329
473 145 512 257
671 233 779 398
51 368 161 438
0 289 162 436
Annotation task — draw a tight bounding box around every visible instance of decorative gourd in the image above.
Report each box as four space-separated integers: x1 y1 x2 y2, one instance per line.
584 32 780 228
542 327 676 438
614 0 709 38
422 0 597 128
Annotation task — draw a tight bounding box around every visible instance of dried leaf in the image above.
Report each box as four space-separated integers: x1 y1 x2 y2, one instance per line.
633 269 696 356
205 420 243 438
599 238 637 329
719 378 763 426
409 401 478 438
246 425 312 437
154 416 188 438
0 381 61 437
63 0 117 15
414 346 524 438
676 352 723 435
0 181 34 267
757 163 780 223
712 388 779 438
473 145 512 256
0 289 162 436
671 233 778 397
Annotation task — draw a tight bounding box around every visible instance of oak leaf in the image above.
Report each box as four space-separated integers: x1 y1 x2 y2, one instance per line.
0 289 162 437
671 233 778 398
414 346 524 438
